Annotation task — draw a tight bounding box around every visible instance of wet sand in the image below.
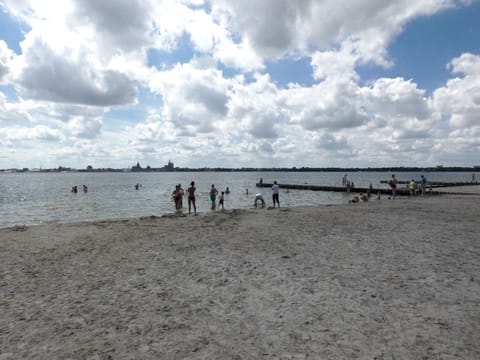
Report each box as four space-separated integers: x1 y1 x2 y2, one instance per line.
1 194 479 359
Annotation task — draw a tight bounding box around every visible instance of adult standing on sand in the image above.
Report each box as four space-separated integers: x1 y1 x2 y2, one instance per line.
420 175 427 195
409 179 417 196
272 181 280 208
389 174 397 199
187 181 196 215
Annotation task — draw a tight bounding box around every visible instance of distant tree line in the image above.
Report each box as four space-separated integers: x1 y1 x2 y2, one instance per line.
2 165 479 173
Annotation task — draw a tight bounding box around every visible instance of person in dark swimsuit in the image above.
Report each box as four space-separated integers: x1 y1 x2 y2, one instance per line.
218 191 225 210
389 174 397 199
187 181 196 215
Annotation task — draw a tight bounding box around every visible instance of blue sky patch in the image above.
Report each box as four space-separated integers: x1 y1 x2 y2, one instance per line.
147 34 194 70
0 9 27 54
357 1 480 93
265 57 314 88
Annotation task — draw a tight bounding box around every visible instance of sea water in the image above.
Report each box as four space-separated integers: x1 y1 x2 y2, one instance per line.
0 171 476 228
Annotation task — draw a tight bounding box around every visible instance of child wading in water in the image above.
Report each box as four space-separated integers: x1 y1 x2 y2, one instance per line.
218 191 225 210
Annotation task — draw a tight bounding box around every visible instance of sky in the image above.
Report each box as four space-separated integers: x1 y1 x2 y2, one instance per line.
0 0 479 169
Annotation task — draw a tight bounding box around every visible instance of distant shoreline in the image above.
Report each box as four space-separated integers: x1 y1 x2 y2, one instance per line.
2 166 479 173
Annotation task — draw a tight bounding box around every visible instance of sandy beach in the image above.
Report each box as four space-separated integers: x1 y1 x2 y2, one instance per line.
1 194 480 359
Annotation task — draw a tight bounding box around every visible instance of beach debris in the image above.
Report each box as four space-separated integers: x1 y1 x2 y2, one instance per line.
10 225 28 231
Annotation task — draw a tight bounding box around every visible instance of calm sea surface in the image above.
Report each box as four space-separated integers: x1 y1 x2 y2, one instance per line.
0 171 476 228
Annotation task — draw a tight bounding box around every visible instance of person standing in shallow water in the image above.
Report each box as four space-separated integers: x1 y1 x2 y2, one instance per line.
172 185 183 211
172 185 178 209
177 184 184 209
187 181 196 215
254 193 266 208
218 191 225 210
272 181 280 208
210 184 219 210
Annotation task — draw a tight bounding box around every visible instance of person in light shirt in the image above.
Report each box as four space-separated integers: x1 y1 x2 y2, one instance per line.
254 193 265 208
272 181 280 208
409 179 417 196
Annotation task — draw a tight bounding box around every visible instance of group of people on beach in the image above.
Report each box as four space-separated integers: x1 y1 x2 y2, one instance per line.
207 184 226 211
388 174 429 198
342 174 355 191
345 173 432 203
70 177 287 214
171 181 198 215
254 180 280 208
169 180 280 214
169 182 237 215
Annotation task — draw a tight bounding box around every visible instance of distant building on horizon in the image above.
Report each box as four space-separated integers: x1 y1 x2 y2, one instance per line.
131 160 175 172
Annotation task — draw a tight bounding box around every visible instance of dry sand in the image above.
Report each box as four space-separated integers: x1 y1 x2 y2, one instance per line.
1 194 480 359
